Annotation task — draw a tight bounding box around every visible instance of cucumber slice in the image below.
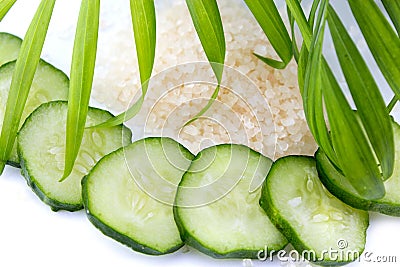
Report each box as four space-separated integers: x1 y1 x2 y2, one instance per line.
174 144 288 259
316 118 400 216
82 137 194 255
0 60 69 167
260 156 368 266
0 32 21 66
18 101 132 211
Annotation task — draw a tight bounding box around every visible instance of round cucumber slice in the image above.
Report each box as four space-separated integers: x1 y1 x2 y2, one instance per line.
174 144 287 259
0 59 69 167
82 137 194 255
0 32 21 66
18 101 132 211
260 156 368 266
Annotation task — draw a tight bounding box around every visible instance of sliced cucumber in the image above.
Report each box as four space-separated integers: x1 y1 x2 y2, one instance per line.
18 101 132 211
0 59 69 167
260 156 368 265
82 137 194 255
316 118 400 216
174 144 287 259
0 32 21 66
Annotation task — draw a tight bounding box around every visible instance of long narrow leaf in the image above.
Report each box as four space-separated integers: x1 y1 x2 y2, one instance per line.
301 0 336 165
322 64 385 199
61 0 99 181
297 45 307 93
381 0 400 36
0 0 54 174
92 0 156 128
0 0 16 21
290 0 319 63
387 96 398 113
244 0 292 69
349 0 400 101
288 7 299 62
285 0 312 48
183 0 225 125
308 0 320 30
290 0 385 198
328 5 394 179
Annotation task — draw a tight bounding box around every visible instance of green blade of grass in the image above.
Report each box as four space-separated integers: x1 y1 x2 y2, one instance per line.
349 0 400 102
0 0 55 174
381 0 400 36
0 0 16 21
61 0 99 181
328 5 394 179
244 0 292 69
183 0 225 126
90 0 156 128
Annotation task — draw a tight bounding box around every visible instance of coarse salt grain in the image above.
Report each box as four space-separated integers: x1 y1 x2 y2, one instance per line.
92 0 317 158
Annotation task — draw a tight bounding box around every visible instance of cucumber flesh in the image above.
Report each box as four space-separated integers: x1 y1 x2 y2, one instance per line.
18 101 132 211
0 32 21 66
82 137 194 255
174 144 287 259
0 60 69 166
316 118 400 216
260 156 368 265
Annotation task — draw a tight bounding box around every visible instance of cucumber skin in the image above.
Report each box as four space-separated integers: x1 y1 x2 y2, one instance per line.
174 205 283 259
18 101 132 212
20 156 82 212
82 137 194 256
316 149 400 216
81 153 183 256
173 144 287 259
260 156 368 266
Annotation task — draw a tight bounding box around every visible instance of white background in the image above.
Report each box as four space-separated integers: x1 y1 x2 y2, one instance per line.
0 1 399 266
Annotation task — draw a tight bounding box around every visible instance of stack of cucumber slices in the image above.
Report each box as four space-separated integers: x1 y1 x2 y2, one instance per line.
1 32 400 266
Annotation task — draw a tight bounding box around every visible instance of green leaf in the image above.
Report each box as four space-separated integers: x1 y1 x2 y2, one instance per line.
182 84 220 127
254 54 287 69
322 63 385 200
0 0 55 174
387 96 398 113
289 0 318 63
308 0 320 30
328 5 394 179
297 45 307 94
183 0 225 126
61 0 99 181
244 0 292 68
285 0 312 48
288 6 300 62
381 0 400 36
91 0 156 128
0 0 16 21
296 0 320 90
301 0 336 165
349 0 400 103
286 0 385 199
